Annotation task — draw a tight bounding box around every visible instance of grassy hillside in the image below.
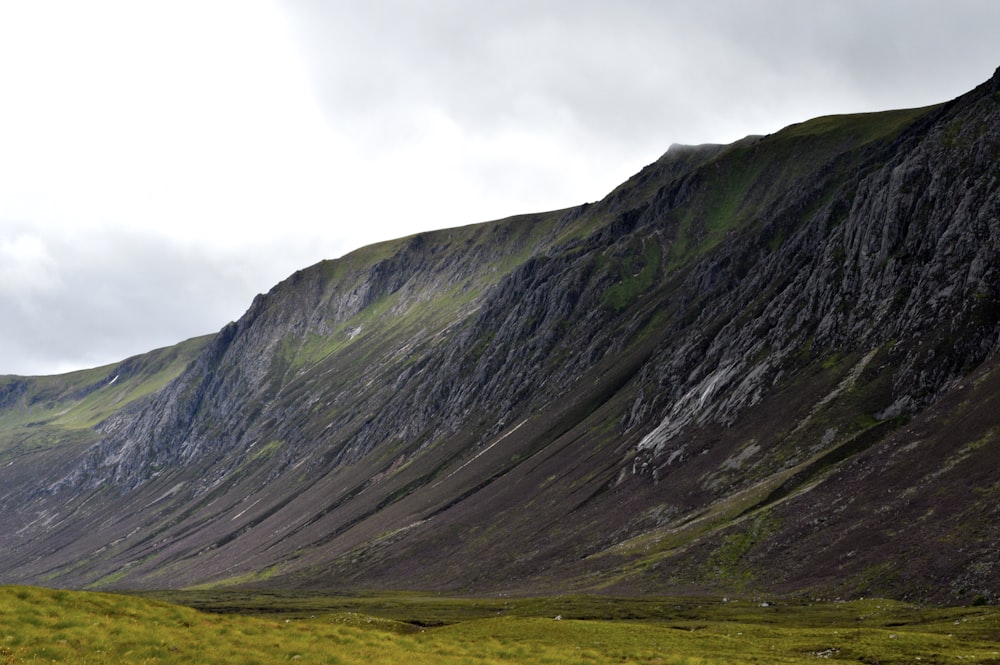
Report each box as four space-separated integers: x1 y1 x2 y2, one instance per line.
2 71 998 601
1 586 998 664
0 335 212 463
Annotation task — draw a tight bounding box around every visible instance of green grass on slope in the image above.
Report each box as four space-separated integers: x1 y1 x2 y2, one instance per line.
279 210 567 373
664 105 938 272
0 336 212 460
3 586 997 665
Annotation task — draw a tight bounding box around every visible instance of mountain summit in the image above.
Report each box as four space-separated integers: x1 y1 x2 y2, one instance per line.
2 69 999 603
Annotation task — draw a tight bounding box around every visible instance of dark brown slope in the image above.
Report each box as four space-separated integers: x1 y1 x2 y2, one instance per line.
0 68 998 603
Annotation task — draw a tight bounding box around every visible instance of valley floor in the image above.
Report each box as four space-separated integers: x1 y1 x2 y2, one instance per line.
1 586 998 664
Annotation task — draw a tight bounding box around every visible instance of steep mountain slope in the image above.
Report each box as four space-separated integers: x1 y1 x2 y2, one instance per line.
1 68 998 603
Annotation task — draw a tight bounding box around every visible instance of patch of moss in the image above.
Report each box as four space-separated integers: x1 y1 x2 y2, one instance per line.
702 511 781 588
603 239 662 311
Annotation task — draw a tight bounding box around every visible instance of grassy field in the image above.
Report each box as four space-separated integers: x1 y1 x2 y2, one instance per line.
1 586 997 664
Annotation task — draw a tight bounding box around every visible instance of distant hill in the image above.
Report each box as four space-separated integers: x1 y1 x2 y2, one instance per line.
2 67 998 605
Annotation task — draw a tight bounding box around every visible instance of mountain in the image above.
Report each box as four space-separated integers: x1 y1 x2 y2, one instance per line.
2 69 999 604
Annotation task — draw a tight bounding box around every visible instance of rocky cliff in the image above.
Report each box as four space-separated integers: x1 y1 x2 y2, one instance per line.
1 68 998 603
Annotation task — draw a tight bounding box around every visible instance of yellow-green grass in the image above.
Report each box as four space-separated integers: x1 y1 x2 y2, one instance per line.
0 336 212 460
3 586 998 665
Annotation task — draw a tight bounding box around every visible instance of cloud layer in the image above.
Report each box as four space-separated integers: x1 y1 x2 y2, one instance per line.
2 0 998 375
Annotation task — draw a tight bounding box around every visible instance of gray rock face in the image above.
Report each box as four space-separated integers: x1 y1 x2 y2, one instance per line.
626 75 1000 461
1 68 998 601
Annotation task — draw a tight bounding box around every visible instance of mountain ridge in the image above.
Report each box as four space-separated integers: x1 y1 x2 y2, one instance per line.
1 67 998 603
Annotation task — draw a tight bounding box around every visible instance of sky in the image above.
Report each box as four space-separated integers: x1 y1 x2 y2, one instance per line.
1 1 998 376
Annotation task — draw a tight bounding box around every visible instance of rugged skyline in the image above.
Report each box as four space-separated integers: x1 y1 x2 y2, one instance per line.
2 1 999 375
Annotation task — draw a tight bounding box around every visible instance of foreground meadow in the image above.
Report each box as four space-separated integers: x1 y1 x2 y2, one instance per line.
1 586 997 664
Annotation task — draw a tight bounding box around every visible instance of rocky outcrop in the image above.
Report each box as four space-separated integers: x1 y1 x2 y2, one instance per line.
626 73 1000 462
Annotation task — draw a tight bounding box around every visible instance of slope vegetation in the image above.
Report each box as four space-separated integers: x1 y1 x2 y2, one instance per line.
1 68 998 603
3 585 998 664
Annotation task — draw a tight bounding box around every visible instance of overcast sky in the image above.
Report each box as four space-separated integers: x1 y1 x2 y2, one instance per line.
1 1 998 376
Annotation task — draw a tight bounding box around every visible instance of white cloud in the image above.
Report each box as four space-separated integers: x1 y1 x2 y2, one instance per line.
1 0 999 375
0 234 62 296
0 0 349 248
